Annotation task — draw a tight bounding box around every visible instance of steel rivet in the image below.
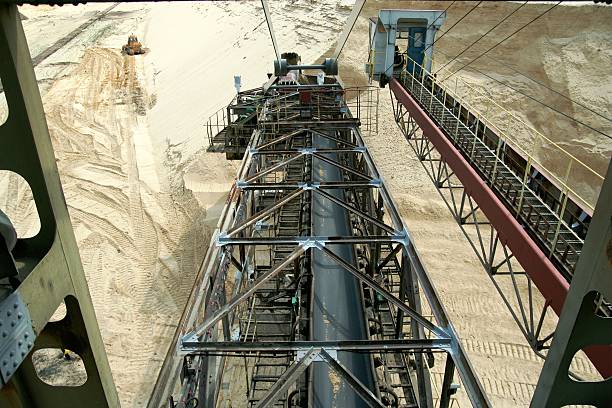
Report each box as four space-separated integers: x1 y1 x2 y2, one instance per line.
17 341 22 347
10 322 15 328
2 361 6 366
20 352 25 357
12 362 17 368
24 333 28 338
6 311 11 317
13 303 18 309
27 342 32 348
9 352 13 358
17 313 22 320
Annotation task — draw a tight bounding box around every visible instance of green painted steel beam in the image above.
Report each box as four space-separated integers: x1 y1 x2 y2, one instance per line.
0 4 118 406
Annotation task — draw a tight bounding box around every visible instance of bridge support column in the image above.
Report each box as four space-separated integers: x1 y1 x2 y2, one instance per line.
532 161 612 406
0 5 118 407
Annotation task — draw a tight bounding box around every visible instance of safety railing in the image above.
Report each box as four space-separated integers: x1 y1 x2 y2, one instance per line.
345 86 380 134
368 47 605 213
395 54 587 279
255 85 379 135
205 104 230 149
424 54 605 213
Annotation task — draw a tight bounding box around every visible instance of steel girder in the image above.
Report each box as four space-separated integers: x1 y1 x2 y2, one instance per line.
389 76 569 316
391 97 561 359
153 86 491 408
389 75 612 379
0 5 118 407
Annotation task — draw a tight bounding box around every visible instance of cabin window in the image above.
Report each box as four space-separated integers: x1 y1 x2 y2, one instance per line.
414 32 424 48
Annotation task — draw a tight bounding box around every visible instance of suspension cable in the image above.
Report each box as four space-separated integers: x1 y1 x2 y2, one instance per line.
410 0 610 125
261 0 280 63
478 53 612 124
424 1 483 54
434 1 527 75
434 0 611 138
442 61 612 140
332 0 366 60
394 7 611 139
441 1 561 82
429 0 456 31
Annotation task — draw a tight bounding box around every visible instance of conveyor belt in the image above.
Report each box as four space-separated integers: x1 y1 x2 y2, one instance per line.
162 78 490 408
390 70 611 376
311 131 375 407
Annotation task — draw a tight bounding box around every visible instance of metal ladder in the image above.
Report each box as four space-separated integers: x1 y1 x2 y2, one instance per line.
246 131 309 408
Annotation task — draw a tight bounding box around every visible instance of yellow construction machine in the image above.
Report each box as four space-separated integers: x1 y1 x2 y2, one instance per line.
122 34 145 56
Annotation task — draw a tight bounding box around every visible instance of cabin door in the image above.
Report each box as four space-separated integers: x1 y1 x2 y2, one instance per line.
407 27 426 75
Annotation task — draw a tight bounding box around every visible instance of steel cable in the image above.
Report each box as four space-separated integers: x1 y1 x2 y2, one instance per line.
434 1 528 75
396 26 612 140
441 1 561 83
424 1 483 54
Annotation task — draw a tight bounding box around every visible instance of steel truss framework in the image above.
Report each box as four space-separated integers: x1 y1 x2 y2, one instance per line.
387 59 612 399
151 85 490 408
533 161 612 406
391 99 558 360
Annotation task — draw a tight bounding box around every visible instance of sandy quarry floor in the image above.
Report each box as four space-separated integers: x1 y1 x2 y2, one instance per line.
0 1 609 407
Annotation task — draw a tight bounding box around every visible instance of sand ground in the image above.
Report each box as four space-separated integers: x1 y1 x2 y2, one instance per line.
0 1 609 407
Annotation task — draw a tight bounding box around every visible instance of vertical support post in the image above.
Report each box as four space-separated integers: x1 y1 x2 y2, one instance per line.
469 122 478 160
429 75 435 112
401 249 433 408
532 161 612 406
549 188 569 257
491 136 504 183
395 256 406 340
441 88 447 123
439 353 456 408
0 5 118 406
517 158 532 213
454 102 461 141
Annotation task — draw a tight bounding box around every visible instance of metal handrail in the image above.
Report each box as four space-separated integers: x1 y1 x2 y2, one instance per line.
420 53 605 212
370 48 605 212
398 66 584 277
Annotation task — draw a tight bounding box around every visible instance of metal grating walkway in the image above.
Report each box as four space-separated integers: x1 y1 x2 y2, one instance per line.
398 73 584 282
